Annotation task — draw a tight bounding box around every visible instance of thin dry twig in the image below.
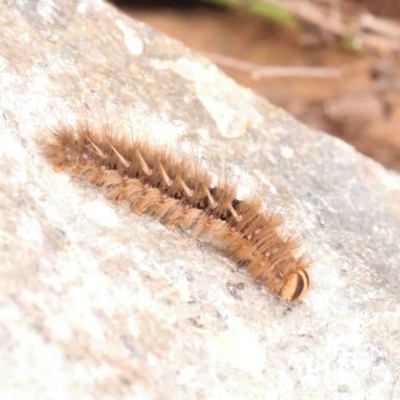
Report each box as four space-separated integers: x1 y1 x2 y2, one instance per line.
360 13 400 39
355 32 400 54
257 0 400 54
265 0 349 35
203 51 343 79
251 65 343 79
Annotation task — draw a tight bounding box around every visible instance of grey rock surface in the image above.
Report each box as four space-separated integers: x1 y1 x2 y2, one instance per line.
1 1 400 399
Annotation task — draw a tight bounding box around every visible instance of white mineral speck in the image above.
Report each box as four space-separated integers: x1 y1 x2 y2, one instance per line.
116 19 144 56
280 146 294 159
0 56 8 71
45 315 72 342
176 366 197 385
16 216 43 246
81 200 119 228
209 328 266 375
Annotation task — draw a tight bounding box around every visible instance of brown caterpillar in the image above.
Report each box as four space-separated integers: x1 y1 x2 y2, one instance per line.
40 122 310 302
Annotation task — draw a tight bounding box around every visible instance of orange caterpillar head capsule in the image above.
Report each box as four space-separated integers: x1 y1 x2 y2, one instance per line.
280 270 309 302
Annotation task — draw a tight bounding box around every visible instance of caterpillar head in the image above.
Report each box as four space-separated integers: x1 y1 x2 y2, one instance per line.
280 270 309 302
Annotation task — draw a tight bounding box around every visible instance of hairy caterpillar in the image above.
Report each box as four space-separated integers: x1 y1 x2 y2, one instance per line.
40 121 310 302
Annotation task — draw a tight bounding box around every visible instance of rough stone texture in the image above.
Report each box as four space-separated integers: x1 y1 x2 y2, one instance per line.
1 1 400 399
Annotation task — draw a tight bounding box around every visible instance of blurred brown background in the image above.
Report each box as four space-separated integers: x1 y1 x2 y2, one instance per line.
114 0 400 171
